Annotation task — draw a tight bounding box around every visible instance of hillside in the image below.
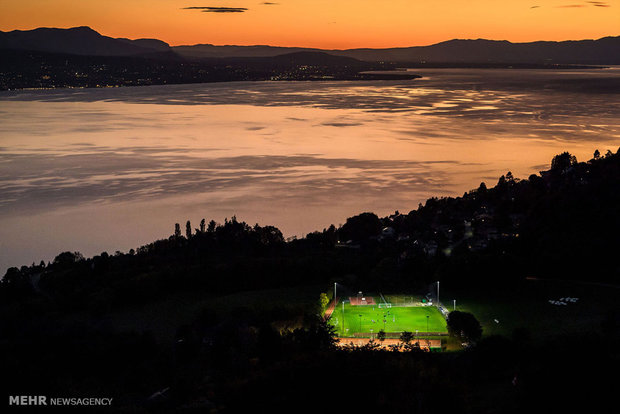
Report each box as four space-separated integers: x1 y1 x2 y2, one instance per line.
2 148 618 412
331 36 620 64
176 36 620 65
3 148 618 306
0 49 395 90
0 26 170 56
2 26 618 65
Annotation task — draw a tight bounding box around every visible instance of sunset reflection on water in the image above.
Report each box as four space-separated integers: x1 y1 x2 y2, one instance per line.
1 68 619 271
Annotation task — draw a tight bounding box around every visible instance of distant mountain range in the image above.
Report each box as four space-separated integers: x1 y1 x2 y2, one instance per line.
0 26 170 56
1 26 619 64
175 38 620 65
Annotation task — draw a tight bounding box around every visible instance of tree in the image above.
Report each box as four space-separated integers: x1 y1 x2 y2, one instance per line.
174 223 181 238
199 219 206 233
53 251 84 267
207 220 217 233
289 317 337 351
399 331 414 344
339 212 382 242
593 149 601 160
0 267 32 296
254 225 284 245
497 175 506 187
361 340 381 351
186 220 192 239
377 329 386 342
318 292 330 314
550 152 577 172
447 311 482 344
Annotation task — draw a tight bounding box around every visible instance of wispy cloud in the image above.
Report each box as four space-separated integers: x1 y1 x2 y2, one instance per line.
260 2 280 4
530 5 540 8
183 6 248 13
555 1 611 7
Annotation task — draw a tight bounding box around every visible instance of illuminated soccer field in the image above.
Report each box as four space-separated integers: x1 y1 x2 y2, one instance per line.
329 301 447 337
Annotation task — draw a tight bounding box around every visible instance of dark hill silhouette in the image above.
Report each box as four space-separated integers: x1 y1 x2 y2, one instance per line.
173 43 313 59
116 37 170 52
177 36 620 65
0 48 394 90
363 37 620 64
266 51 367 66
3 26 618 64
0 26 171 56
199 51 374 69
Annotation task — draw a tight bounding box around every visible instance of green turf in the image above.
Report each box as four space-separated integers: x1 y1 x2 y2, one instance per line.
329 301 447 337
442 279 620 339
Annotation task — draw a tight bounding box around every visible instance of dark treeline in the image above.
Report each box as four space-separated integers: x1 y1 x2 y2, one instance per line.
3 148 619 306
1 149 619 411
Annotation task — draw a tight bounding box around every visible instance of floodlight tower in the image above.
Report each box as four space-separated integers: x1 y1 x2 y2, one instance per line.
342 301 345 335
334 282 337 304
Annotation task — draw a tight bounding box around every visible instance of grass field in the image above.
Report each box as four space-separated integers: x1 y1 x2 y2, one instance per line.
442 278 620 339
329 301 447 337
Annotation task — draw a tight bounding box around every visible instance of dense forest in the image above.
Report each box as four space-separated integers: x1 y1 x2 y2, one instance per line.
1 149 619 412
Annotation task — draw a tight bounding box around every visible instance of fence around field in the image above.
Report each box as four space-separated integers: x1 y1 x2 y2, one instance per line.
343 331 448 339
383 295 426 307
323 298 336 321
437 304 449 318
329 300 448 337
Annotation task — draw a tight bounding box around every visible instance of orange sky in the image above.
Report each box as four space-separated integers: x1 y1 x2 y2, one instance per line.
1 0 618 48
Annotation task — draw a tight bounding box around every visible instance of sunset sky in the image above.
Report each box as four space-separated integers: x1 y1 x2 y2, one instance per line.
1 0 618 48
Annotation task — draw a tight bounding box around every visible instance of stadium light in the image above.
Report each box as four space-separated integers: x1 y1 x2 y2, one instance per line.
334 282 337 303
437 281 440 307
453 299 456 311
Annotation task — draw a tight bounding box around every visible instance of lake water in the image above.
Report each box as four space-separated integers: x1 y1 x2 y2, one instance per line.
1 68 619 273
